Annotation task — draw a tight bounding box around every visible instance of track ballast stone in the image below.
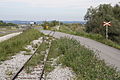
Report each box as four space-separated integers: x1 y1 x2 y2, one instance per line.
46 66 75 80
0 37 43 80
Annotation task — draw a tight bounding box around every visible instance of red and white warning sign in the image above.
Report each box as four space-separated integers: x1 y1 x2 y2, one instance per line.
103 22 111 26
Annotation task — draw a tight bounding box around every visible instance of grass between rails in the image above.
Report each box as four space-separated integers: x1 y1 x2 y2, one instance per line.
48 38 120 80
25 38 50 73
25 36 55 73
59 26 120 50
0 29 43 61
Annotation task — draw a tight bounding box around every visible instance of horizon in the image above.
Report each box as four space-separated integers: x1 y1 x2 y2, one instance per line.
3 20 86 24
1 18 86 22
0 0 119 21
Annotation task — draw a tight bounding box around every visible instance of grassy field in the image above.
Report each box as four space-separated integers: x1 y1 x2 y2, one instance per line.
0 29 43 61
59 25 120 50
48 38 120 80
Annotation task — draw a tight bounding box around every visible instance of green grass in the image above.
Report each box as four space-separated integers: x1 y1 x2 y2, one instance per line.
24 52 32 55
49 38 120 80
25 52 44 73
44 62 54 73
24 36 55 73
0 32 18 37
75 31 120 49
0 33 7 37
25 40 49 73
59 26 120 50
0 29 43 61
47 39 61 60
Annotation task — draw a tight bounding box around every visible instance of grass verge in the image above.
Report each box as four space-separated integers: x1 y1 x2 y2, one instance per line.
0 33 8 37
0 29 43 61
59 26 120 50
49 38 120 80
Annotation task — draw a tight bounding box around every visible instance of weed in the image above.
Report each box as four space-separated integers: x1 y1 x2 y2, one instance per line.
45 62 54 73
25 41 49 73
49 38 120 80
6 70 13 76
24 53 32 55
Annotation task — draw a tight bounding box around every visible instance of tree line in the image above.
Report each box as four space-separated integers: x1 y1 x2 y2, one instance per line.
84 2 120 44
0 20 17 26
41 20 63 27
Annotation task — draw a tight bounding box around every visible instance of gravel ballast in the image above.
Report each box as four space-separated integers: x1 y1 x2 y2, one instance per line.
46 66 75 80
0 53 31 80
0 37 43 80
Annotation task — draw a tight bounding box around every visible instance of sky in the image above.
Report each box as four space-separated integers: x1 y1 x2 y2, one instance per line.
0 0 119 21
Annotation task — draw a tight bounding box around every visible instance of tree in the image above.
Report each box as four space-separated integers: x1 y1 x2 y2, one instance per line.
41 20 63 27
0 20 17 26
0 20 3 23
84 3 120 44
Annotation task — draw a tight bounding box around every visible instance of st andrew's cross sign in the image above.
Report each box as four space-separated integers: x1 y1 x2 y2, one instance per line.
103 22 111 39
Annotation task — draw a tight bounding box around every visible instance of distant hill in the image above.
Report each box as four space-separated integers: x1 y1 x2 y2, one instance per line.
3 20 86 24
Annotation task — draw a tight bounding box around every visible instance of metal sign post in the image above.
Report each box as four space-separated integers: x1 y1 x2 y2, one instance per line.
103 22 111 39
106 25 108 39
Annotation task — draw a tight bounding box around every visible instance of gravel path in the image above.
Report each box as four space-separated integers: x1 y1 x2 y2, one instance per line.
41 30 120 71
0 32 22 42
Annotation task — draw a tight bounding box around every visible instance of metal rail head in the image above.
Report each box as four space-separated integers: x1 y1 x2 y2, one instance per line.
12 30 55 80
11 40 43 80
39 30 55 80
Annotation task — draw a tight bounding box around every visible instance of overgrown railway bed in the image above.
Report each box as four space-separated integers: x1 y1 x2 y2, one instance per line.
11 31 55 80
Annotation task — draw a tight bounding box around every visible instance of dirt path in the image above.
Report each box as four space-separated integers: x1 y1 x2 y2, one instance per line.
0 32 22 42
41 30 120 71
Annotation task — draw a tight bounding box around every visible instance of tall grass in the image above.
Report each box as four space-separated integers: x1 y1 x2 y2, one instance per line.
49 38 120 80
59 26 120 49
75 31 120 49
0 29 43 61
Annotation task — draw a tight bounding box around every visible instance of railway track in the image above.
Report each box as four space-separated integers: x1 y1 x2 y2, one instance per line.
11 30 55 80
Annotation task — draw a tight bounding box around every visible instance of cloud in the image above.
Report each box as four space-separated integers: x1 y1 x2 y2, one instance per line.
0 0 119 21
0 0 119 8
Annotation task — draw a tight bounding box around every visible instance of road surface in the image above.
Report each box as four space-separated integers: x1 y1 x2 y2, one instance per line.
0 32 22 42
41 30 120 71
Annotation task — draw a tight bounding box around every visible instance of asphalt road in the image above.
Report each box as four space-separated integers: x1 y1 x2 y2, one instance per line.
40 30 120 71
0 29 23 34
0 32 22 42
